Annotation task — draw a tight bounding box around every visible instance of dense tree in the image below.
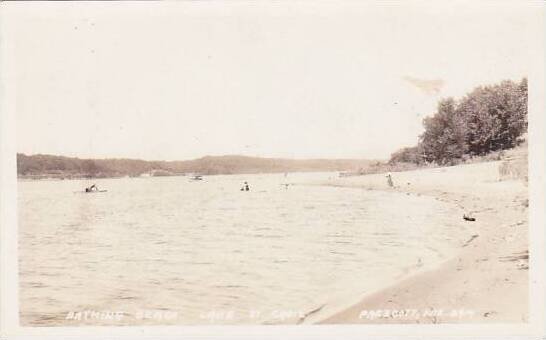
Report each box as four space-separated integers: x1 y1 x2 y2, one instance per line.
390 78 527 165
419 98 468 164
459 79 527 155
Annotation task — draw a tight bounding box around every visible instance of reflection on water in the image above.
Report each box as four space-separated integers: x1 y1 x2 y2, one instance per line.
18 172 466 326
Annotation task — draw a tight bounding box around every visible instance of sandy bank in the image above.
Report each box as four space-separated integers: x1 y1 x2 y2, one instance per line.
313 160 529 324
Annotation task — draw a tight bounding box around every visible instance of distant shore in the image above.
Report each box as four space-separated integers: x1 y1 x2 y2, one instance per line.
16 173 185 181
16 153 374 180
310 159 529 324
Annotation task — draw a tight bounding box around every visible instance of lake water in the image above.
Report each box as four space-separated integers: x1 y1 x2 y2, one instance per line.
18 172 467 326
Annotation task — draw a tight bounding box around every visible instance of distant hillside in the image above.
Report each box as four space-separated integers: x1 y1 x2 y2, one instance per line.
17 153 374 179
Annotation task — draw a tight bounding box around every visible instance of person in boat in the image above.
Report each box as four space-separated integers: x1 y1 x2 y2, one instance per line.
85 184 98 192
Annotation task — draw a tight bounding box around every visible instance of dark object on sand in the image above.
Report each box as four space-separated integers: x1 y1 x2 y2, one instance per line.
463 214 476 221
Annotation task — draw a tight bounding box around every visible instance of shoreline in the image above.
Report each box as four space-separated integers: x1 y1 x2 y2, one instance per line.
309 160 529 324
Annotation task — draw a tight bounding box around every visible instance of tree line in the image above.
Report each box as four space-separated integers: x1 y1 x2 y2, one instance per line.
17 153 374 179
390 78 527 165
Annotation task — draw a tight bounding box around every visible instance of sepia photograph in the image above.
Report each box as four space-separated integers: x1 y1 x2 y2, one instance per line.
0 1 545 339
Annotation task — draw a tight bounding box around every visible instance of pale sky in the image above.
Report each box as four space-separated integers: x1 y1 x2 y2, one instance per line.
4 1 539 161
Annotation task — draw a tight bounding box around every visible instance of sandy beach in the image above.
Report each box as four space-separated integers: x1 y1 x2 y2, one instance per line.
312 157 529 324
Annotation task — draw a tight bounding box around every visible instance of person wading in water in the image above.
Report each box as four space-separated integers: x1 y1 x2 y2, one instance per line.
240 181 250 191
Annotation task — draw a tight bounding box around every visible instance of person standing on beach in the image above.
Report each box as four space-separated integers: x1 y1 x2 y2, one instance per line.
386 173 394 188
